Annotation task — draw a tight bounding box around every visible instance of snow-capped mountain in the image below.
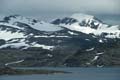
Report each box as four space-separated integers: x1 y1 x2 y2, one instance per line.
0 13 120 67
0 13 120 50
52 13 120 38
0 14 97 50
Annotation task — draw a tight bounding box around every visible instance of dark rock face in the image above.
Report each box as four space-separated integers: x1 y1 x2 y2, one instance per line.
52 16 103 30
79 19 100 29
52 17 78 25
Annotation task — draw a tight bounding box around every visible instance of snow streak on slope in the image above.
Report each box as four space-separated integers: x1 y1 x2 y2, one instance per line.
31 42 54 50
0 42 29 49
0 41 54 50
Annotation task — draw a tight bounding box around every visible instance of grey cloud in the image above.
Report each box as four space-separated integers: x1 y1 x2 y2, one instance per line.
0 0 120 16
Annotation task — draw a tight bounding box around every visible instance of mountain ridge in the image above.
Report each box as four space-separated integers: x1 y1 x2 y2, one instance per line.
0 13 120 67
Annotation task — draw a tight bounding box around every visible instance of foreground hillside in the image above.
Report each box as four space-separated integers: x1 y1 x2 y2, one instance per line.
0 39 120 67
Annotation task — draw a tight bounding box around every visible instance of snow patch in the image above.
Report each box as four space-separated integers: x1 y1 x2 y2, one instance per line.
0 42 29 49
85 39 90 41
33 21 62 31
99 39 103 43
86 47 94 51
68 31 78 35
97 65 104 68
0 30 25 40
5 60 24 66
34 35 70 38
91 52 104 62
47 54 53 57
31 42 54 50
92 56 99 61
97 52 104 55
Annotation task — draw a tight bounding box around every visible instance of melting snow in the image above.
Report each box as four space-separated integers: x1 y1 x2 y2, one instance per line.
91 52 104 62
92 56 99 61
85 39 90 41
97 65 104 68
68 31 78 35
47 54 53 57
31 42 54 50
34 35 70 38
5 60 24 66
0 42 29 49
97 52 104 55
0 41 54 50
86 47 94 51
99 39 103 43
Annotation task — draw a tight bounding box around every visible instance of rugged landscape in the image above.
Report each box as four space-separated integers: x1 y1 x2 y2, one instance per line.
0 13 120 67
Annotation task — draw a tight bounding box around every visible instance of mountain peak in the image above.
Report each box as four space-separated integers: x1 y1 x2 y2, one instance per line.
70 13 94 22
51 13 96 25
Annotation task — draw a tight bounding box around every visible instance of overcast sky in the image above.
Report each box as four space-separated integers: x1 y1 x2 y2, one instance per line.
0 0 120 23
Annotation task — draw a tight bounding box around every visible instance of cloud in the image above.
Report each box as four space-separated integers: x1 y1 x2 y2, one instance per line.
0 0 120 16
